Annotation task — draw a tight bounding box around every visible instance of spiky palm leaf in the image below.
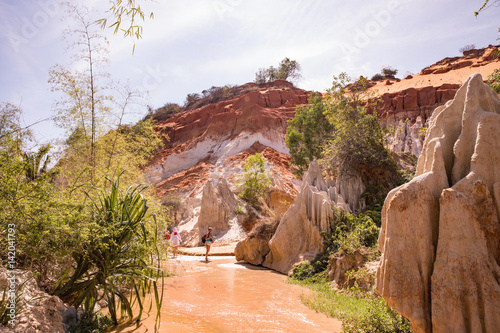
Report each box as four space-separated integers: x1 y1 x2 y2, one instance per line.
54 172 163 326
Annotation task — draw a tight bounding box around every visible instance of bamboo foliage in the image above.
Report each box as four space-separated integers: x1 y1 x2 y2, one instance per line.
96 0 155 53
50 3 112 184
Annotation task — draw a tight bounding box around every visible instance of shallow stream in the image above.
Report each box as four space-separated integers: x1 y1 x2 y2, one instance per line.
113 256 341 333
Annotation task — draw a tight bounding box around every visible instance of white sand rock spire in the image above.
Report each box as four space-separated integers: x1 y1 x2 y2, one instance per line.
263 160 365 274
377 73 500 333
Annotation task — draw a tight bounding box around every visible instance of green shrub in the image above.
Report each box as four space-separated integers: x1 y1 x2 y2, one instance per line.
69 312 112 333
345 268 375 293
381 67 398 77
286 93 334 176
184 93 201 108
237 153 272 210
291 261 316 280
343 297 412 333
234 205 246 215
290 254 330 282
286 73 397 180
290 209 380 283
0 141 86 284
254 57 302 84
370 73 384 81
361 184 388 219
363 209 382 228
488 68 500 93
148 103 184 122
323 210 380 256
184 84 238 110
322 73 396 181
418 127 428 139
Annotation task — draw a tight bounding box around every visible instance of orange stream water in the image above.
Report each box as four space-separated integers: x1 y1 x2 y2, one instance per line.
112 256 342 333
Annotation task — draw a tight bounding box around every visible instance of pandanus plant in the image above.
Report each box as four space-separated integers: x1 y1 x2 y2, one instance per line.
54 172 163 326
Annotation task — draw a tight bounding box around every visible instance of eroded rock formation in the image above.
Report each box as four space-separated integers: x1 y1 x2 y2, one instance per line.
178 178 252 247
234 219 279 265
144 49 499 249
377 73 500 333
198 179 239 234
377 84 460 156
262 160 366 274
235 236 270 265
0 268 67 332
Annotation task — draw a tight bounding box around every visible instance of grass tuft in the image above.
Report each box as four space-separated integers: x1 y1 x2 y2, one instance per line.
289 279 412 333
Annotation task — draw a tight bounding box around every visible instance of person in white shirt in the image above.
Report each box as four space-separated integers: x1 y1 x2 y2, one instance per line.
171 227 182 258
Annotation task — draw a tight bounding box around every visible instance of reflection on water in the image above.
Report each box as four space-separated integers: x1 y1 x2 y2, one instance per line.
113 256 341 333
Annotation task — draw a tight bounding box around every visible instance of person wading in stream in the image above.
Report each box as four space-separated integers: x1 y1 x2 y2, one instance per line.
204 227 214 262
171 227 182 258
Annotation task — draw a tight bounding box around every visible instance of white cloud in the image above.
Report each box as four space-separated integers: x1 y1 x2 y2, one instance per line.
0 0 499 142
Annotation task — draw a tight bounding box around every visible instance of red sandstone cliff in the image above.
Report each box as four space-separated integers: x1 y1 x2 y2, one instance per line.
145 81 309 245
420 44 499 75
148 80 307 194
368 44 499 155
372 84 461 155
145 46 499 245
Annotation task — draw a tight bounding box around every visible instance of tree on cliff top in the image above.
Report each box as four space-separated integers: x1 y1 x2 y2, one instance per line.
322 73 395 181
286 93 334 176
381 66 398 78
286 73 395 182
254 58 302 84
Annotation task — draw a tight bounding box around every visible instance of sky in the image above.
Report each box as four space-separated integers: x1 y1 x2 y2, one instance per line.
0 0 499 147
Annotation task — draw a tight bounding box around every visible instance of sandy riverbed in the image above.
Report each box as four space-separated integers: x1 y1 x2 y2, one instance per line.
112 255 342 333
